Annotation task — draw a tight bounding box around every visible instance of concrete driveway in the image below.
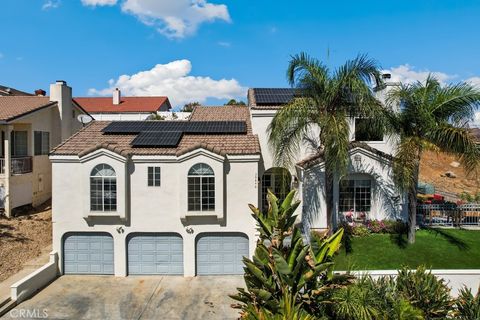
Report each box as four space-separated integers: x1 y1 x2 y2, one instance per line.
2 275 245 320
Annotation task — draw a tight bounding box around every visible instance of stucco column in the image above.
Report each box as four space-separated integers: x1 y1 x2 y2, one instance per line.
114 230 127 277
3 125 12 217
183 231 196 277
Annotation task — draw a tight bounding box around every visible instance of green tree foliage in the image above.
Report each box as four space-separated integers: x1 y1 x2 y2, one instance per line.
182 101 200 112
268 53 386 228
230 190 349 319
386 76 480 242
225 99 246 106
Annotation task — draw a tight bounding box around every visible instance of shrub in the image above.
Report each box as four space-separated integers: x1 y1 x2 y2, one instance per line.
395 266 453 319
454 287 480 320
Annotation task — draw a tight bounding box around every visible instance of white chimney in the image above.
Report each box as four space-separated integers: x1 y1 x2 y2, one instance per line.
50 80 73 141
113 88 121 105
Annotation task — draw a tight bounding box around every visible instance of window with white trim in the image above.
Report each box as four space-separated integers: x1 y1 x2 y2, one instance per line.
187 163 215 211
148 167 161 186
90 164 117 211
339 179 371 213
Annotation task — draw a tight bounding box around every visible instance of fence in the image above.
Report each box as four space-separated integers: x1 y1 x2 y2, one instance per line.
417 203 480 227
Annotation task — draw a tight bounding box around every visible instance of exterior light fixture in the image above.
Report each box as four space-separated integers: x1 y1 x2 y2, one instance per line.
354 154 362 165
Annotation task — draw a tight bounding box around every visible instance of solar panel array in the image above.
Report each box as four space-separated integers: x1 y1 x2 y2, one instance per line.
253 88 298 105
132 131 183 147
102 120 247 147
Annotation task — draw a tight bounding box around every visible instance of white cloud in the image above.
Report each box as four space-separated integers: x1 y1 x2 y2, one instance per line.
88 59 246 107
120 0 231 39
466 76 480 88
383 64 455 85
81 0 117 6
42 0 61 10
472 112 480 127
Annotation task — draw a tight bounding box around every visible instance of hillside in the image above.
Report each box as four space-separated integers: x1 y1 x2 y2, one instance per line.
419 150 479 197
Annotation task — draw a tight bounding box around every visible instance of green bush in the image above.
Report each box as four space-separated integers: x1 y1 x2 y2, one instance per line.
454 287 480 320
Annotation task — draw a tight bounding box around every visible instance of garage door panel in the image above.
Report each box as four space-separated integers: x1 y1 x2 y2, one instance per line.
63 233 114 275
196 233 248 275
128 233 183 275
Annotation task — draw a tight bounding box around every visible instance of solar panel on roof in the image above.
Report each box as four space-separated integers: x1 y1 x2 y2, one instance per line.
253 88 299 105
131 131 183 147
102 121 246 134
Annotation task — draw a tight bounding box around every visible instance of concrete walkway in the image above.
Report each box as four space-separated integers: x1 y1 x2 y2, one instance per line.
0 245 51 303
1 275 244 320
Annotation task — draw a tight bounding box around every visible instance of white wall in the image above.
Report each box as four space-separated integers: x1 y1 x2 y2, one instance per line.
51 149 259 277
90 112 191 121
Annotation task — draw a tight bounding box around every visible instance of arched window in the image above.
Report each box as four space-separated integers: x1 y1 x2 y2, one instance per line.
90 164 117 211
188 163 215 211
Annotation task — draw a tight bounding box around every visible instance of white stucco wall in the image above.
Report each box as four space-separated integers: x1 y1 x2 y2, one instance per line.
300 147 407 230
51 149 259 277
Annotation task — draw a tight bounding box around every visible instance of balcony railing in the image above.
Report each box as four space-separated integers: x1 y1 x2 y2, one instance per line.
0 156 33 175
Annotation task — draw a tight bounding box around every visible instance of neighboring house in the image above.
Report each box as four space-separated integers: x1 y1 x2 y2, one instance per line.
0 84 33 96
248 82 406 231
48 78 406 278
50 106 260 276
0 81 88 217
74 88 173 121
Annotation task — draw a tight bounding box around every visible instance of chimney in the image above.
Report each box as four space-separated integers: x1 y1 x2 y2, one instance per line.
50 80 73 141
113 88 121 105
35 89 46 96
374 73 400 106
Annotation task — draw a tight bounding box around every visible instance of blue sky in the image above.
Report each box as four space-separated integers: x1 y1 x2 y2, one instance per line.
1 0 480 120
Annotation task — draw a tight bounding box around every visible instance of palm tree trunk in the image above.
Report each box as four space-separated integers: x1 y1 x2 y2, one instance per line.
407 161 421 244
325 170 334 232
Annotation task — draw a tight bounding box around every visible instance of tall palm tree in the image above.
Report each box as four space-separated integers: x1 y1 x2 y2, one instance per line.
268 53 386 229
387 76 480 243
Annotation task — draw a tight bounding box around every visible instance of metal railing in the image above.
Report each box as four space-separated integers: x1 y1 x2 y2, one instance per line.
417 203 480 227
0 156 33 175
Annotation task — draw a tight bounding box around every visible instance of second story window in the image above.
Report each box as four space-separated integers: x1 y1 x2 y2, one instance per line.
148 167 161 186
34 131 50 155
90 164 117 212
11 131 28 157
188 163 215 211
354 118 383 142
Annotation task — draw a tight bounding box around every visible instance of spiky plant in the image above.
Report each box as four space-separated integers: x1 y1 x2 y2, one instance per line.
230 190 349 318
454 287 480 320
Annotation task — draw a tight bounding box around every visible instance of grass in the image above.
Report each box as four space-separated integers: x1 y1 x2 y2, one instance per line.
334 228 480 270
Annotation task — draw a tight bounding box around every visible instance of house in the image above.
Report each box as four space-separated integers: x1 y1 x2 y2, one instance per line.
74 88 176 121
0 84 33 96
0 81 89 217
248 81 406 231
49 106 260 276
48 77 406 277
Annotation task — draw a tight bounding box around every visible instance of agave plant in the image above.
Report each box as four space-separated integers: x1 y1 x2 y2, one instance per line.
454 287 480 320
230 189 349 318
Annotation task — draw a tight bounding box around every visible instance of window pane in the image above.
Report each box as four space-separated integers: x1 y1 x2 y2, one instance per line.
12 131 28 157
188 177 201 211
34 131 42 155
154 167 161 186
103 177 117 211
90 177 103 211
148 167 154 186
188 163 214 176
201 177 215 211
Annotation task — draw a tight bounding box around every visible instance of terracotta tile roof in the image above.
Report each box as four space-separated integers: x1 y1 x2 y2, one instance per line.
74 96 171 113
296 142 393 169
0 96 56 122
51 106 261 157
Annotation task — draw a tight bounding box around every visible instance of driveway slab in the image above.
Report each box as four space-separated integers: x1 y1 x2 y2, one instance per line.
1 275 244 320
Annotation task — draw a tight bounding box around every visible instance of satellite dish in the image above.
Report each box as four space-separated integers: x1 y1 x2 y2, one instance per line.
77 114 93 126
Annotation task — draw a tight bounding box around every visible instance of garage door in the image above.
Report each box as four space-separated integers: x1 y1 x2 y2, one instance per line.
63 233 114 275
196 233 248 275
127 233 183 275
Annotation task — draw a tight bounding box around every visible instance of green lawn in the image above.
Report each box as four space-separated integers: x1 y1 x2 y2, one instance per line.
334 229 480 270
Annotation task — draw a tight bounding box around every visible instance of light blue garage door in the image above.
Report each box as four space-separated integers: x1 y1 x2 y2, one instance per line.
196 233 248 275
63 233 114 275
127 233 183 275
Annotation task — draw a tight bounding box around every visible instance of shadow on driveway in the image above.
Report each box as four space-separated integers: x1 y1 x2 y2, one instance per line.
2 275 244 320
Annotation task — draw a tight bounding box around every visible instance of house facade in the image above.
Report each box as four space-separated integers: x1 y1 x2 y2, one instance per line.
0 81 88 216
74 88 173 121
49 80 406 277
50 106 260 276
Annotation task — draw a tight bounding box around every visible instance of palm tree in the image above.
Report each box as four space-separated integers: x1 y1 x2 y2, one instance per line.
268 53 386 229
386 76 480 243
